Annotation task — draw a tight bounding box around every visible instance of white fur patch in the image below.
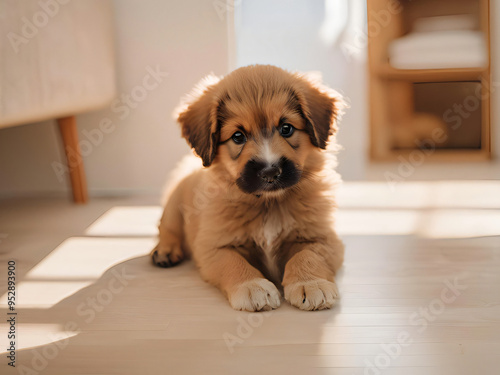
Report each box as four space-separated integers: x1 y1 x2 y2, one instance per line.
263 213 281 247
260 140 280 165
258 211 283 282
255 208 295 283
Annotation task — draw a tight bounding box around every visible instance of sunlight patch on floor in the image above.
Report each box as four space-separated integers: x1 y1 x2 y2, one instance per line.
25 237 156 280
421 209 500 239
0 324 78 354
336 181 500 238
336 209 420 235
0 237 155 309
85 206 162 236
336 208 500 238
0 281 91 309
337 181 500 209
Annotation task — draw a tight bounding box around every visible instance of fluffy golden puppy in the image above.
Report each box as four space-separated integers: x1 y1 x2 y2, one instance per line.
152 65 345 311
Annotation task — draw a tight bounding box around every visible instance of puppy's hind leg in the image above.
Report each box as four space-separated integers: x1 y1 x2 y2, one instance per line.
152 191 185 268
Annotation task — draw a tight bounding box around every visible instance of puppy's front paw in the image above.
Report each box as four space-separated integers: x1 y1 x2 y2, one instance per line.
284 279 338 311
228 278 281 312
151 243 184 268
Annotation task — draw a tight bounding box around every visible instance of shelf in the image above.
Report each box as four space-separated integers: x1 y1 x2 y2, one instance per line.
367 0 490 162
375 65 487 82
371 148 490 163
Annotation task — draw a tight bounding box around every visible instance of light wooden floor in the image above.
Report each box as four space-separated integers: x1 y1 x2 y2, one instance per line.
0 182 499 375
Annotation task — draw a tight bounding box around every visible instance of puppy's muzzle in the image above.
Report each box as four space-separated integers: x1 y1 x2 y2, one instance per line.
236 157 301 194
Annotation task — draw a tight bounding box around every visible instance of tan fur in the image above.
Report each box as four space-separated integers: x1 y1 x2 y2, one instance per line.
152 65 345 311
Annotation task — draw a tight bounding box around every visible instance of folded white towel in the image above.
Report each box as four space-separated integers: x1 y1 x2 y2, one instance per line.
389 30 487 69
413 15 477 33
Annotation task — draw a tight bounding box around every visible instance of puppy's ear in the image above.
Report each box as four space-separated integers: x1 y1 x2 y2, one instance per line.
294 72 345 149
176 74 221 167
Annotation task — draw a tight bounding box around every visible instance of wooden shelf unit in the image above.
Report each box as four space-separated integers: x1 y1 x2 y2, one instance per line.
376 66 487 82
367 0 491 161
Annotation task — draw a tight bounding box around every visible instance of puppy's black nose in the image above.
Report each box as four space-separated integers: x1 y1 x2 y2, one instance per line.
259 166 281 183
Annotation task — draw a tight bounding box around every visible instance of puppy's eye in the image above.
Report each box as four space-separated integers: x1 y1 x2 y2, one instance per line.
279 124 295 138
232 131 247 145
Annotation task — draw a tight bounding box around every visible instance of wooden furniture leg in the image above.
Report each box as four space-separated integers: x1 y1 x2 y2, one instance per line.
57 116 88 204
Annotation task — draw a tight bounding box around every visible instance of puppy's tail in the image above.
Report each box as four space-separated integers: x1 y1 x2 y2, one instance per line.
160 153 203 207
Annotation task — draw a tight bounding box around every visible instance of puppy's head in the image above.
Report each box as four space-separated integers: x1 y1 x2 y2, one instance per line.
176 65 344 196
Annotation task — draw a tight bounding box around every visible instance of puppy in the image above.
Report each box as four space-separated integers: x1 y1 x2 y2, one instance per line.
152 65 345 311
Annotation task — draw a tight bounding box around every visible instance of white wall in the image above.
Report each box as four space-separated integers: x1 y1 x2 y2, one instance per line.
0 0 230 197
